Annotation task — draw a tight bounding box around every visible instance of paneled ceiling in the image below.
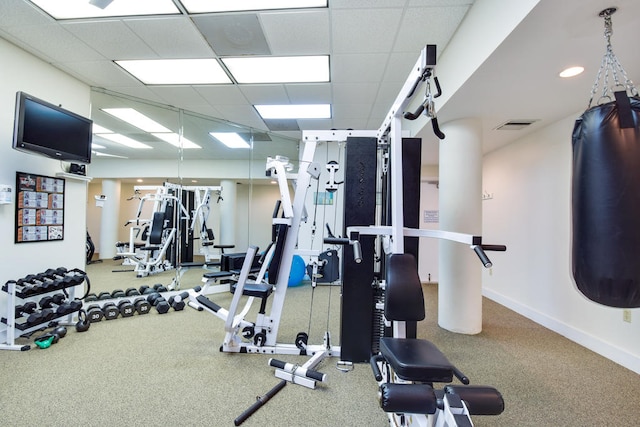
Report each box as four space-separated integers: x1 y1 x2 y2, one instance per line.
0 0 639 166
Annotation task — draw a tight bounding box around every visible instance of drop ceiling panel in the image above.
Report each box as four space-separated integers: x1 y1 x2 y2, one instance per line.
284 84 332 103
124 17 214 58
238 85 290 104
296 118 332 130
331 0 407 8
408 0 475 6
54 60 139 87
0 0 55 27
62 20 158 59
192 14 271 56
260 10 330 55
331 53 388 83
332 82 379 105
197 85 249 105
394 6 470 53
216 104 268 130
382 52 421 82
332 103 374 120
0 23 104 63
147 85 211 107
331 8 403 54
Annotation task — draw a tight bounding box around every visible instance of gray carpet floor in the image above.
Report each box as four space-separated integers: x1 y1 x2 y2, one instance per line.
2 258 639 426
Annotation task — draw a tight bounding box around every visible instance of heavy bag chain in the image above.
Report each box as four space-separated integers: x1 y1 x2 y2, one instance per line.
588 8 638 109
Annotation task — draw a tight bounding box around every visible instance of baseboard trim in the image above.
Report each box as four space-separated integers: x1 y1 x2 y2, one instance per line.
483 288 640 375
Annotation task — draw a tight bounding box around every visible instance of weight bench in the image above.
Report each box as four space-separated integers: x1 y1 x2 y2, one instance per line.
371 253 504 425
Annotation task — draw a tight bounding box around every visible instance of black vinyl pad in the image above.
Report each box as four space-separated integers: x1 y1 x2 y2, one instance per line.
380 337 453 383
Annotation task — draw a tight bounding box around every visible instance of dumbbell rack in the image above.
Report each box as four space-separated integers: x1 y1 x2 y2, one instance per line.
1 271 84 351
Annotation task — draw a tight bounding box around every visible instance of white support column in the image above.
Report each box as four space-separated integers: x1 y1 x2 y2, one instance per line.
98 179 121 260
219 180 236 247
438 118 483 334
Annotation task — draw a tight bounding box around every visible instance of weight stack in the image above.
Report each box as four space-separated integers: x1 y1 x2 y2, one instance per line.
340 137 377 363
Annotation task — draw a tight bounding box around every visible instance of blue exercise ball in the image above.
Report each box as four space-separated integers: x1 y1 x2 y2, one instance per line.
288 255 306 287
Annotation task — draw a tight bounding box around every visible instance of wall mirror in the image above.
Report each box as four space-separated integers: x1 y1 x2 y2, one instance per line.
86 88 300 291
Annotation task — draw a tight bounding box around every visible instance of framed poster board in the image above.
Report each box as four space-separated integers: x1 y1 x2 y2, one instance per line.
15 171 65 243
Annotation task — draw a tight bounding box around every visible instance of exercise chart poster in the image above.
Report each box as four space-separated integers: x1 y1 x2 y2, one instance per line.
15 172 65 243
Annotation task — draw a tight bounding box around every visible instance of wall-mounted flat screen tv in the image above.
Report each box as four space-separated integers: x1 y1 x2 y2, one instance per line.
12 91 93 164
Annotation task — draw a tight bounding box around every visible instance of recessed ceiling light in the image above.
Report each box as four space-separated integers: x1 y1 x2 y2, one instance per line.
559 66 585 78
137 179 144 183
101 108 171 133
180 0 327 13
115 59 231 85
222 56 329 84
27 0 179 20
209 132 251 149
99 133 152 149
152 133 201 149
255 104 331 119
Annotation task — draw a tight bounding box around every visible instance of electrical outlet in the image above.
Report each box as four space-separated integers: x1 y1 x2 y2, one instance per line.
623 309 632 323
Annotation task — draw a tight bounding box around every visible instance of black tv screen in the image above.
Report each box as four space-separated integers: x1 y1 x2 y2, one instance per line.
12 91 93 164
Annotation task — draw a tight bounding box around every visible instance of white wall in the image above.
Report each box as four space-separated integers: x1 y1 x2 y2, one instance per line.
0 38 90 285
0 38 90 346
482 113 640 374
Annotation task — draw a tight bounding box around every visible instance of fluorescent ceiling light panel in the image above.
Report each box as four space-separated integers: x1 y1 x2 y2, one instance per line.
93 151 128 159
209 132 250 149
92 124 113 134
99 133 152 149
101 108 171 133
181 0 327 13
91 143 106 149
255 104 331 119
115 59 231 85
28 0 179 20
152 133 201 149
222 56 329 84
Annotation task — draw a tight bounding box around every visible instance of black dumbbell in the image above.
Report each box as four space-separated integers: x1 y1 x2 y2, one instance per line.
16 276 43 296
86 304 104 323
133 297 151 315
139 285 155 295
125 287 140 297
111 289 126 299
117 299 135 317
85 293 98 302
168 291 189 311
97 291 112 301
153 283 168 293
40 294 71 316
101 302 120 320
147 292 170 314
15 302 49 325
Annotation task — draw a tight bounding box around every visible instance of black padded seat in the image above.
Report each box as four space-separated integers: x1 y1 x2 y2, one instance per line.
379 337 453 383
231 282 272 299
203 271 233 280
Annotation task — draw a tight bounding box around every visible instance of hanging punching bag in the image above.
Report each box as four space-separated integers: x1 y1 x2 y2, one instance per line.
572 95 640 307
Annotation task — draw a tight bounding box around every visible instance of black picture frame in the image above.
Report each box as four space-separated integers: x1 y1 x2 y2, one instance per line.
15 171 65 243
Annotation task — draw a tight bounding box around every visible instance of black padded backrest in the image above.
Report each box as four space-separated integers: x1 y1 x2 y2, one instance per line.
149 212 165 245
267 224 288 285
385 253 425 321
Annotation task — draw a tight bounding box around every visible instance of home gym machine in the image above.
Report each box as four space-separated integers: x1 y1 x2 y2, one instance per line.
116 185 189 277
188 150 340 363
328 44 505 426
